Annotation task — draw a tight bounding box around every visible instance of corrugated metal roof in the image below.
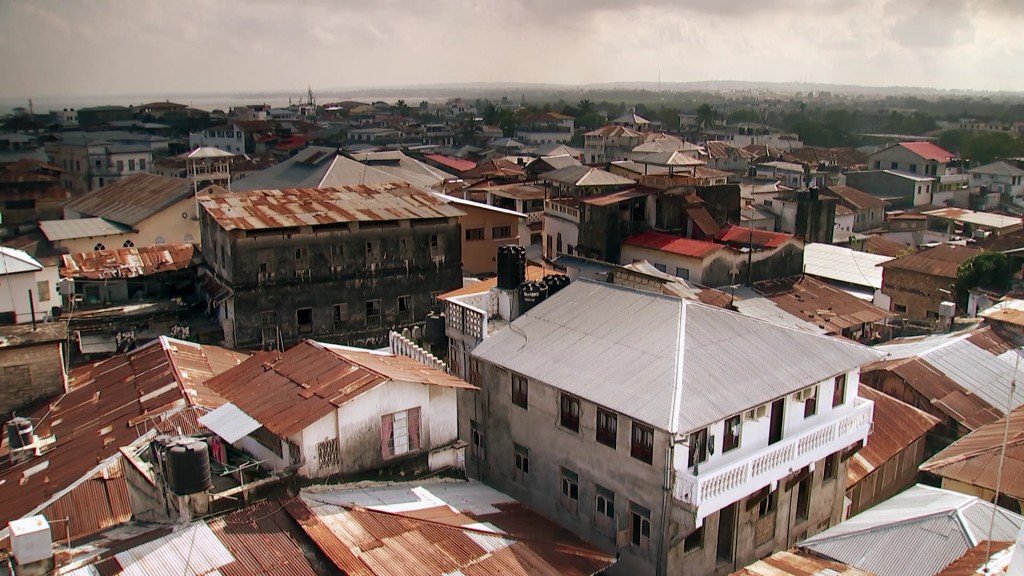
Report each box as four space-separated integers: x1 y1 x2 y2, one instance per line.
894 141 955 162
541 165 635 187
462 158 525 179
800 484 1024 576
199 403 262 444
623 231 723 258
825 185 890 210
472 280 882 433
880 244 981 277
730 548 876 575
205 341 475 438
849 387 939 485
60 243 195 280
804 243 892 290
934 541 1014 576
755 275 894 335
717 225 795 250
200 183 465 232
979 298 1024 328
63 173 192 227
38 217 133 241
922 403 1024 501
114 522 234 576
284 480 616 576
423 154 477 173
0 337 247 548
924 208 1022 230
0 246 43 275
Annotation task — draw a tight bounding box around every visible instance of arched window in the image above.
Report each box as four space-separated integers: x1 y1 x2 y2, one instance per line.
123 240 134 248
154 236 165 245
184 233 195 243
93 243 105 251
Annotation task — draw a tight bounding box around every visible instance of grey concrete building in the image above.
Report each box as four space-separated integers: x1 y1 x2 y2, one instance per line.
458 280 881 576
198 183 464 350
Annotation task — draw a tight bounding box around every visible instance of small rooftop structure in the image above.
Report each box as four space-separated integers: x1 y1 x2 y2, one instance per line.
979 298 1024 328
800 484 1023 576
0 246 43 275
623 231 723 259
60 242 195 279
754 275 894 335
717 225 794 250
540 165 635 188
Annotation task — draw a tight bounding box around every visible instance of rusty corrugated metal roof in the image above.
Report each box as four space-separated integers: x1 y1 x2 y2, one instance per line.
756 275 894 335
718 225 795 249
200 183 465 231
922 403 1024 501
848 387 940 485
0 337 247 549
933 541 1013 576
63 172 192 227
879 244 981 278
730 548 876 575
205 340 475 438
60 243 195 280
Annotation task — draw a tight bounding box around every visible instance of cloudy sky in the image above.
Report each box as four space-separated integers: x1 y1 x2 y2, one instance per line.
1 0 1023 99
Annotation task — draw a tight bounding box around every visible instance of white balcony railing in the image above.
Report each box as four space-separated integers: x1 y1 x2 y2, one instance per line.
673 397 873 522
544 200 579 223
525 211 544 224
445 297 488 342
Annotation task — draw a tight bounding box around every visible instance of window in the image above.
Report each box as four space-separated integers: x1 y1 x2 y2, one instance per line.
128 159 136 171
890 162 898 170
366 241 380 267
723 415 741 453
688 428 708 468
675 267 690 280
399 237 413 259
296 308 313 335
316 438 340 471
631 422 654 465
332 304 348 328
260 311 276 327
429 234 444 259
757 487 778 517
909 163 917 173
596 408 617 448
116 160 124 172
466 228 485 241
366 299 381 327
595 485 615 529
512 373 528 409
36 281 51 303
398 295 413 323
294 247 308 270
683 526 704 553
492 225 512 239
139 158 146 170
93 243 106 251
381 407 421 458
629 503 651 552
513 443 530 483
155 236 165 245
560 468 579 513
556 233 563 254
653 263 667 273
560 394 580 432
833 374 847 408
796 471 812 521
804 386 818 418
470 420 485 461
122 239 134 248
894 304 908 313
330 244 344 269
824 452 839 481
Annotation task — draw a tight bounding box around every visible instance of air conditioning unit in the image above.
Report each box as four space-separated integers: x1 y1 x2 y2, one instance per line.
793 387 816 402
744 405 768 421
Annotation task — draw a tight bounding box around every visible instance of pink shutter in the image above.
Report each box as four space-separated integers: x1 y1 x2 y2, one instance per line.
408 407 421 451
381 414 394 458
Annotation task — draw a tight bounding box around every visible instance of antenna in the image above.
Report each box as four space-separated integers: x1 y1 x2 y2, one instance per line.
986 345 1020 561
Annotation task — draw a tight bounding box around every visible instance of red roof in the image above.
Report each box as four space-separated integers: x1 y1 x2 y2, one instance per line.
717 225 794 249
423 154 476 173
624 231 722 258
898 142 954 162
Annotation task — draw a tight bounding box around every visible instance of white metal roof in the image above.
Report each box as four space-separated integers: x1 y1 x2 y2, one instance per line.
800 484 1024 576
923 207 1022 230
198 402 261 444
804 243 892 290
472 280 881 433
430 192 526 219
0 247 42 275
38 218 132 241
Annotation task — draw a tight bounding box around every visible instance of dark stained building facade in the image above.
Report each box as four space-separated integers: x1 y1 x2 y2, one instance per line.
199 183 464 350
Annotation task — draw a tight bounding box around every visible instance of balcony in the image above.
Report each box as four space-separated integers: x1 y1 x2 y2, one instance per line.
673 397 873 523
545 199 579 223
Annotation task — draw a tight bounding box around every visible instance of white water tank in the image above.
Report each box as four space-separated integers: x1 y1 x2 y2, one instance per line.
9 515 52 566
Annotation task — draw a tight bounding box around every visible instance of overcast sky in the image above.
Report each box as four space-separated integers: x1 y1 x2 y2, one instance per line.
1 0 1023 99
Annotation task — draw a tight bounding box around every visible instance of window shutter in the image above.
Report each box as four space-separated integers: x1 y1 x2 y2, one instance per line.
381 414 394 457
408 407 421 451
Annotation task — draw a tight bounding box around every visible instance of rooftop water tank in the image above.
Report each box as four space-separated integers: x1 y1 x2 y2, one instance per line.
164 438 212 496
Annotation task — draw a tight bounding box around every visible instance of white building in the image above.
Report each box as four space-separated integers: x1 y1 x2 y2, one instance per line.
188 124 245 154
968 160 1024 203
202 339 476 479
0 247 61 324
45 131 168 194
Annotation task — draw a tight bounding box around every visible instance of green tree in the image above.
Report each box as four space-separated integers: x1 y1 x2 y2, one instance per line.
955 251 1010 307
695 103 720 130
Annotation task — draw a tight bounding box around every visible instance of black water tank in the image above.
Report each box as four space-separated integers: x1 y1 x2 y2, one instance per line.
165 438 212 496
542 274 570 296
6 417 32 450
424 312 446 345
519 281 549 314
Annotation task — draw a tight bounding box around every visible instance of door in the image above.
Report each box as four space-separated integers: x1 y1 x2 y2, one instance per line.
716 502 736 564
769 398 785 445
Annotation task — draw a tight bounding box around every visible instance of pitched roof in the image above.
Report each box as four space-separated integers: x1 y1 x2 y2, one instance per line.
969 160 1024 177
895 141 955 162
541 165 635 187
717 225 795 249
0 337 247 544
623 231 723 259
205 340 475 438
825 185 891 210
0 246 43 275
232 146 409 192
423 153 477 173
60 243 195 280
585 125 643 138
730 549 875 576
348 150 455 187
879 244 982 278
933 541 1014 576
62 173 191 227
804 243 892 290
979 298 1024 327
754 275 894 334
800 484 1024 576
863 235 913 258
702 141 756 161
284 480 616 576
848 387 940 485
200 183 465 231
867 326 1024 429
921 402 1024 501
612 112 650 125
462 158 525 179
637 150 705 167
472 280 882 432
922 207 1023 230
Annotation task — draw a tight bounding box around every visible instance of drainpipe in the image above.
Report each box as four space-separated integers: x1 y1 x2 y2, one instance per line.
656 438 675 576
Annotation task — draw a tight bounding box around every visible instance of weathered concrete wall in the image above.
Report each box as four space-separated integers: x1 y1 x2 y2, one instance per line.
880 267 953 321
847 436 927 517
702 241 804 288
0 342 65 416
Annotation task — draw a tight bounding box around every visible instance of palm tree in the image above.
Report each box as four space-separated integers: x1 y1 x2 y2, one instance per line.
578 99 594 116
695 104 720 130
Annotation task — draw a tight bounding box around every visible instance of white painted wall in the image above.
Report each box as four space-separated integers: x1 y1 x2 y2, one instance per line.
619 244 707 283
0 266 61 323
542 214 579 260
